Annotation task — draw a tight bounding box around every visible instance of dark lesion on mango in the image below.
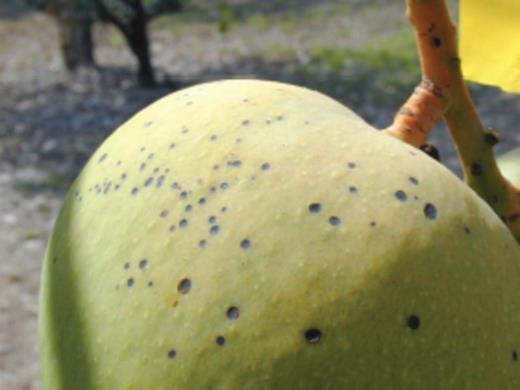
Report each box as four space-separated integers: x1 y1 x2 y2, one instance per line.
423 203 438 220
394 190 408 202
409 176 419 185
406 315 420 330
98 153 108 163
226 306 240 320
240 239 251 249
308 203 321 213
305 328 322 344
178 278 192 294
329 216 341 226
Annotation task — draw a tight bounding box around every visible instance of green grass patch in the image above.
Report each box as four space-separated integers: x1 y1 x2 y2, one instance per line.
298 27 419 106
15 172 71 195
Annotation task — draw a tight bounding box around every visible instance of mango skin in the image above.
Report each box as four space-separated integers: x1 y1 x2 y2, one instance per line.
498 147 520 187
39 80 520 389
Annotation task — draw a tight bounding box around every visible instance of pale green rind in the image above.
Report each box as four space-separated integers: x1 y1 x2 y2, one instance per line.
39 80 520 389
498 147 520 187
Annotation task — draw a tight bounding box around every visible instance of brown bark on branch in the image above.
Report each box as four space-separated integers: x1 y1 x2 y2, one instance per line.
387 0 520 241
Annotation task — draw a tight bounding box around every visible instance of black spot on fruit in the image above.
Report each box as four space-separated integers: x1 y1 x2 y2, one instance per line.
242 120 250 126
178 278 191 294
305 328 321 344
216 336 226 346
199 240 207 248
513 350 518 361
407 315 420 330
124 262 130 270
210 134 218 141
424 203 437 220
131 187 139 195
179 219 188 228
139 259 148 269
127 278 135 287
329 216 341 226
370 221 377 227
308 203 321 213
144 177 154 187
227 160 242 168
210 225 220 235
240 239 251 249
220 182 229 190
227 306 240 320
98 153 107 163
157 176 165 188
160 210 169 218
261 162 271 171
395 190 407 202
347 162 357 169
167 349 176 359
209 216 217 224
199 198 207 205
409 176 419 185
185 205 193 213
349 186 358 194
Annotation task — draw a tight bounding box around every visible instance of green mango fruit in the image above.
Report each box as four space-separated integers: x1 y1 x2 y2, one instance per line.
39 80 520 389
498 147 520 187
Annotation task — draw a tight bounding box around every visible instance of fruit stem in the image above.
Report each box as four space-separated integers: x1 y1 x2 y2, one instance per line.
383 80 448 148
388 0 520 241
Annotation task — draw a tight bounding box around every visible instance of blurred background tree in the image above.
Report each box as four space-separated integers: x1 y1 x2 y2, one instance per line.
24 0 183 86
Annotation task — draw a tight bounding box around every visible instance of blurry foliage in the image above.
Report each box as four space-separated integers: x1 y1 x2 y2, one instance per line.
300 28 419 106
22 0 184 19
217 3 237 33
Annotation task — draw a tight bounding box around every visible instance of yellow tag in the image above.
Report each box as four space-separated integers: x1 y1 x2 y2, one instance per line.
460 0 520 93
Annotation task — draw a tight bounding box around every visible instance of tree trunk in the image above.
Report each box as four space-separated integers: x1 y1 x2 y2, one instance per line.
95 0 155 86
46 0 95 70
124 0 155 87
